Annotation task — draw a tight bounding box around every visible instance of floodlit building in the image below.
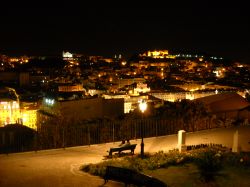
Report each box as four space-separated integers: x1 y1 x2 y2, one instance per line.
133 83 150 94
0 87 38 130
20 109 37 130
102 93 148 113
141 50 176 59
58 84 85 92
62 51 73 60
144 50 169 58
0 87 21 126
20 98 39 130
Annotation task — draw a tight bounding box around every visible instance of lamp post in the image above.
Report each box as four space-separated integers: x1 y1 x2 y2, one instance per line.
139 100 147 158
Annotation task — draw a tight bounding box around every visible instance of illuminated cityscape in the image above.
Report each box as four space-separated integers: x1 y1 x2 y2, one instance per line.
0 49 249 130
0 2 250 187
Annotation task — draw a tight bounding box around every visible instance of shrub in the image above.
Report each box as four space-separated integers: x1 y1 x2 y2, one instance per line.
194 149 223 182
223 152 250 167
81 147 239 181
223 152 241 166
126 156 147 172
241 154 250 167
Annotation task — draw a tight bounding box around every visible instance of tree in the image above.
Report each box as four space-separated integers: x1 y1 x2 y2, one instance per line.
245 93 250 102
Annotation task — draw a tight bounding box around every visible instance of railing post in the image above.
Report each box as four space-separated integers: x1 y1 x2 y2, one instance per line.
141 117 144 158
135 120 137 140
156 119 158 137
35 131 38 152
62 127 65 150
112 122 115 143
88 126 90 146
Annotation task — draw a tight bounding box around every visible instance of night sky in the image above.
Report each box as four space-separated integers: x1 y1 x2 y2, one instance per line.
0 1 249 62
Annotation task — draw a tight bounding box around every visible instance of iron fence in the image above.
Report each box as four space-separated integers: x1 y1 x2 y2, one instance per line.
0 117 215 154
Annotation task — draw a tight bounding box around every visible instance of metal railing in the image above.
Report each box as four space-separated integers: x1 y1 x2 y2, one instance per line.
0 117 215 154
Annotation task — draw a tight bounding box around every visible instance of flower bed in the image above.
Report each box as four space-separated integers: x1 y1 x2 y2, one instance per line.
81 144 250 182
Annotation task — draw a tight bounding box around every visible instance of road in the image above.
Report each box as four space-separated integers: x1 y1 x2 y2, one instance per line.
0 126 250 187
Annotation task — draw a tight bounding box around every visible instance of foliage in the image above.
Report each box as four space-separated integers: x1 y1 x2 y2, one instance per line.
194 149 223 182
223 152 250 167
81 150 192 176
149 99 209 131
81 146 250 182
245 93 250 102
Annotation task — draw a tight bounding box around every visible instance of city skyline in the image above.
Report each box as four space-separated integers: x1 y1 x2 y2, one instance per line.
0 1 249 62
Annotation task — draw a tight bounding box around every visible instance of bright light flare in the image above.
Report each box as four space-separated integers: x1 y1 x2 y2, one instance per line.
139 100 147 113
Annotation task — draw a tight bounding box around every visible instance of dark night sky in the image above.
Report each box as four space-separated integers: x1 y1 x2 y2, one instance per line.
0 1 249 62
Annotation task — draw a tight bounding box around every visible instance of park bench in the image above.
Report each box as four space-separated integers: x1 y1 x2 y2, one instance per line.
104 166 167 187
108 144 137 157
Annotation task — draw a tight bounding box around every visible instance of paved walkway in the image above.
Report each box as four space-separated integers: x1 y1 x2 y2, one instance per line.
1 126 250 187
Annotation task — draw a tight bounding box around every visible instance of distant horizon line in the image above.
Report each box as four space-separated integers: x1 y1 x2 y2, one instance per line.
1 49 250 63
0 49 234 59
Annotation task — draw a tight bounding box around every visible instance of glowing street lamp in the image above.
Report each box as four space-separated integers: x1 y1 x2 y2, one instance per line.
139 100 147 158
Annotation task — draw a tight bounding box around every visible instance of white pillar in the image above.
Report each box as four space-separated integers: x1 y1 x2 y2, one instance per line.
178 130 186 152
232 130 239 153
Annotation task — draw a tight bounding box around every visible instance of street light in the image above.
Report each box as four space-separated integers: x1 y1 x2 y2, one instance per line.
139 100 147 158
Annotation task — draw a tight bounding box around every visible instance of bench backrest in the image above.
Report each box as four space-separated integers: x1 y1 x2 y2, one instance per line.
119 144 136 150
110 144 137 152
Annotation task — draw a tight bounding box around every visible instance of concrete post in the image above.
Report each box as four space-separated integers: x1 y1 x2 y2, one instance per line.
178 130 186 152
232 130 239 153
